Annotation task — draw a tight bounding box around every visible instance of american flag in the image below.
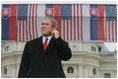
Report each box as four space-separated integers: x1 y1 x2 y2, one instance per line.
17 4 39 41
104 5 117 42
1 4 117 42
60 4 83 41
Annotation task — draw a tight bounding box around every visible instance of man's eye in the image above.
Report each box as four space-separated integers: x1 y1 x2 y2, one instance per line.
45 23 49 25
41 23 44 25
41 23 49 25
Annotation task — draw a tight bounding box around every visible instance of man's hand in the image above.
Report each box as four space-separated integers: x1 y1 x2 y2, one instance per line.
52 29 59 39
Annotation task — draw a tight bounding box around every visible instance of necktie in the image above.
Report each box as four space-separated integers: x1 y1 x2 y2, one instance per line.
44 37 48 50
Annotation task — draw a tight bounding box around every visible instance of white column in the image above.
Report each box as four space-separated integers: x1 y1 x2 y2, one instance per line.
10 64 17 78
7 65 11 77
78 64 84 78
84 65 88 78
97 67 100 77
114 70 117 78
16 63 20 77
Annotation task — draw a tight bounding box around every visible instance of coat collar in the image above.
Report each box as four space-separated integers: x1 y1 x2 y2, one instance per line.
37 36 56 55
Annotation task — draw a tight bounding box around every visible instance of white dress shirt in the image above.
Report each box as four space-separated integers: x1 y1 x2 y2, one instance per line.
42 35 52 45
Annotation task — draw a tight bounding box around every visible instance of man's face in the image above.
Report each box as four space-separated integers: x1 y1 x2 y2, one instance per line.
41 18 53 36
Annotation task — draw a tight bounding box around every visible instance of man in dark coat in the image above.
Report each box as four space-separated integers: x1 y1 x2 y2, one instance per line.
18 17 72 78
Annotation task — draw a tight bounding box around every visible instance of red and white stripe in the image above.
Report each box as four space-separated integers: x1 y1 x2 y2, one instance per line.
17 4 39 41
17 4 117 42
104 19 117 42
61 4 83 42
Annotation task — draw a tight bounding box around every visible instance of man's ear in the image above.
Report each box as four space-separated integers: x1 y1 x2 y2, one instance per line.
52 25 54 28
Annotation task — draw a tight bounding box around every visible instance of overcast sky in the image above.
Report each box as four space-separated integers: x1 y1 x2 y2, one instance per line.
104 42 117 51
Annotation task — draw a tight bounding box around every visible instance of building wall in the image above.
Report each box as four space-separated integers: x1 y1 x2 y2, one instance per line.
1 42 117 78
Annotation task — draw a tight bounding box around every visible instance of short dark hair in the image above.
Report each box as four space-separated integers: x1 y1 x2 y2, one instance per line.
43 16 58 27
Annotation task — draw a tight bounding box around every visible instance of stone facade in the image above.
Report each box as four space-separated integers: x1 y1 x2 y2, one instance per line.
1 41 117 78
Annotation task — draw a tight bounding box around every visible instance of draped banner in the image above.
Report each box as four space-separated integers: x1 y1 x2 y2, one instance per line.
1 4 117 42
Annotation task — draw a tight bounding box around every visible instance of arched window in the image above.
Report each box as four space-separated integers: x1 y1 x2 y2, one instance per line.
67 66 74 74
3 67 7 75
93 68 97 75
91 46 96 52
4 46 9 51
91 46 94 51
94 47 96 51
99 46 102 52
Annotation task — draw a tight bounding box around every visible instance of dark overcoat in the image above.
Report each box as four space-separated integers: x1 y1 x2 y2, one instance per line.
18 36 72 78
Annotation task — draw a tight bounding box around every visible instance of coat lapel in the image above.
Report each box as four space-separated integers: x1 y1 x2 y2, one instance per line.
37 36 45 55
